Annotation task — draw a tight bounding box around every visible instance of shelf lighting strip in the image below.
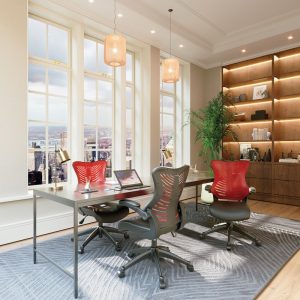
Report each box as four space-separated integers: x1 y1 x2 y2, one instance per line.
278 52 300 60
231 120 271 125
274 118 300 122
227 80 272 90
224 60 272 72
223 141 271 144
227 101 272 108
275 97 300 101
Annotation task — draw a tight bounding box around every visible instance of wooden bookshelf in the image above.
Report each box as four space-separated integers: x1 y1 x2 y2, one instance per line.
222 47 300 206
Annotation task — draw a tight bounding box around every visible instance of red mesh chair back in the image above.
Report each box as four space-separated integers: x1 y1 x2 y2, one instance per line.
211 160 250 201
146 165 189 232
72 161 106 184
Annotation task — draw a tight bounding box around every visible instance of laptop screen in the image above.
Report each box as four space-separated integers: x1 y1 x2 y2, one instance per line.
114 169 143 188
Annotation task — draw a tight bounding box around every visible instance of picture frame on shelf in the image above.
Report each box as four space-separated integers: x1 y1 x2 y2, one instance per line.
253 84 268 100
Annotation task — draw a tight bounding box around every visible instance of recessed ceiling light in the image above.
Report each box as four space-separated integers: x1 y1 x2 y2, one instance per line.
150 30 156 34
241 49 246 53
288 35 293 40
117 13 123 18
179 44 184 48
88 0 94 3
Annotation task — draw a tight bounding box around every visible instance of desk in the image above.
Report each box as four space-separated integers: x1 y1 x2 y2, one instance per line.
184 176 213 210
33 184 150 298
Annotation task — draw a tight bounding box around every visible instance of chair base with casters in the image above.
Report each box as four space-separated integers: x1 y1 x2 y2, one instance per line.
199 201 261 251
78 223 129 254
74 203 129 254
117 239 194 289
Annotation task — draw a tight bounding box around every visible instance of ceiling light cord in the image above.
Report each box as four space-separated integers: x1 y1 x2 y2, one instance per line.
114 0 116 33
169 9 173 57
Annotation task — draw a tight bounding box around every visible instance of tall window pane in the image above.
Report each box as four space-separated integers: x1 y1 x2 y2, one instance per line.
28 17 69 186
160 65 176 167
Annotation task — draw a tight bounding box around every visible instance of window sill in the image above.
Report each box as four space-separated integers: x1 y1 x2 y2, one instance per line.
0 191 34 204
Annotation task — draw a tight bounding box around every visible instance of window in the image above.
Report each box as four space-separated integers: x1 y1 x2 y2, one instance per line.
125 52 135 169
83 37 136 176
84 38 114 177
28 17 70 186
160 78 176 167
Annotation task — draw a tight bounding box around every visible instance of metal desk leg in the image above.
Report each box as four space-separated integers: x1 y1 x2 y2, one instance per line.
74 205 78 298
33 192 37 264
195 185 198 211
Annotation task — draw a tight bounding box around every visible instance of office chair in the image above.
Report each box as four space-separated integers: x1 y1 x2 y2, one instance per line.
199 160 261 250
117 165 193 289
73 161 129 253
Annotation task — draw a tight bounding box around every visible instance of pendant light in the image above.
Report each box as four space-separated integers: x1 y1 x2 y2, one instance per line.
104 0 126 67
162 9 179 83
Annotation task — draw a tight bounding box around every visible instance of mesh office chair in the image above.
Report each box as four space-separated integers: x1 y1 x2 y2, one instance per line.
200 160 261 250
117 165 193 289
73 161 129 253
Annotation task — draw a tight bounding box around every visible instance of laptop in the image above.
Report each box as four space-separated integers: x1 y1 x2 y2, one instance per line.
114 169 150 190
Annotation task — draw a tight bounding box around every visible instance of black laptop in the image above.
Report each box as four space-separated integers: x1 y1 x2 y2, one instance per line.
114 169 150 190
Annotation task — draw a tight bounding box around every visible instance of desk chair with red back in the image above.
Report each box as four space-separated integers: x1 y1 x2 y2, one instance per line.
200 160 261 250
73 161 129 253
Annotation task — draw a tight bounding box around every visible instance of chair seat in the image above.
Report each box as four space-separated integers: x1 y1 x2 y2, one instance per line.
209 201 250 221
86 203 129 223
118 217 152 239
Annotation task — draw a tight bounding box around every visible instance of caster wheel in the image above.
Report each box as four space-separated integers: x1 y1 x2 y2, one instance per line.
159 276 166 289
115 243 122 252
187 264 194 272
255 240 262 247
78 247 84 254
127 252 135 258
199 233 206 240
118 267 125 278
124 232 130 239
226 244 232 251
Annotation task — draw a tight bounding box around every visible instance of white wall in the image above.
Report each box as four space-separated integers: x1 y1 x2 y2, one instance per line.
189 65 222 172
0 0 28 200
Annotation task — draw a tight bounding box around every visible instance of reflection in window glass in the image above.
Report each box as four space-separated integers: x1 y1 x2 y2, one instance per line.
28 93 46 121
84 39 97 72
28 64 46 92
48 25 68 63
48 69 68 96
28 18 46 58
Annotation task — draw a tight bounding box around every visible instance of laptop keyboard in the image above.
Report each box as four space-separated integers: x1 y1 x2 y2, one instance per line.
124 185 150 190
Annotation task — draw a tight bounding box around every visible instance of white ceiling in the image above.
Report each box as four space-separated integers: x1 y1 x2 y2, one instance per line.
47 0 300 68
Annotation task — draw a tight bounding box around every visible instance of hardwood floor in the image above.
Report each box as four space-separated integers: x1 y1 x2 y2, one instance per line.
248 200 300 300
1 200 299 299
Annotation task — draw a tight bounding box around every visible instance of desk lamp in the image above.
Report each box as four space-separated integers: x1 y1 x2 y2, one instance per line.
50 146 70 191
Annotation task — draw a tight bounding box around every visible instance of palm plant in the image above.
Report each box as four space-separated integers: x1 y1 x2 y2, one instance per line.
188 92 238 164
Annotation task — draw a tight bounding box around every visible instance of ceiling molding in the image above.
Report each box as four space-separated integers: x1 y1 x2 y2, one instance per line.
177 0 226 35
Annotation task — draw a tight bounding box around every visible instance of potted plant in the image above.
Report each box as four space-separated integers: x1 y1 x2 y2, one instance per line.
188 92 238 165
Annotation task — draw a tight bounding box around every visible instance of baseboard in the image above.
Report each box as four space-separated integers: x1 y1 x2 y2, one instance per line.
0 212 94 245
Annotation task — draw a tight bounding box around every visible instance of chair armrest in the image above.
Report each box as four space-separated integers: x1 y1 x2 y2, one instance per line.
249 187 256 194
118 199 150 220
205 184 212 193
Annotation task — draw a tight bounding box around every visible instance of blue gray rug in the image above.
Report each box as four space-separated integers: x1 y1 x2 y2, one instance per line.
0 203 300 300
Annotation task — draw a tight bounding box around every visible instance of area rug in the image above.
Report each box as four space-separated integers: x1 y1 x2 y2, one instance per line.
0 203 299 300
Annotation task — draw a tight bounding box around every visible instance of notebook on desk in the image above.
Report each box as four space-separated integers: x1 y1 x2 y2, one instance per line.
114 169 150 190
